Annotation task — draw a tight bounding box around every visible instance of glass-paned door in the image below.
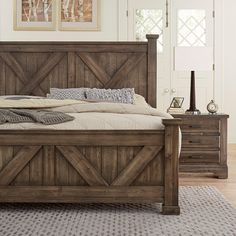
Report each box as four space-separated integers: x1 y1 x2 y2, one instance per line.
172 0 214 112
128 0 171 110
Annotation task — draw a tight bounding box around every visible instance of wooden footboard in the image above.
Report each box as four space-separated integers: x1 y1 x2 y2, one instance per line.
0 119 181 215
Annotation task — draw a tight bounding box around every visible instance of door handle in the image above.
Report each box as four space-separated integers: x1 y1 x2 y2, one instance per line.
171 89 176 94
164 88 169 93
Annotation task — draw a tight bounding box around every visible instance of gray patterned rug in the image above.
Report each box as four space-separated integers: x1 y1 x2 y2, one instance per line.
0 186 236 236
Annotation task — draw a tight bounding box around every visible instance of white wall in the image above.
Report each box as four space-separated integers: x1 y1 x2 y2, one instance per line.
223 1 236 143
0 0 118 41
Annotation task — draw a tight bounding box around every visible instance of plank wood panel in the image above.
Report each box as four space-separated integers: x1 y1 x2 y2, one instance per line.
43 146 55 186
85 147 102 173
117 147 135 174
68 164 87 186
0 146 41 186
12 146 29 186
112 146 162 186
67 52 76 87
102 147 118 184
5 64 16 95
55 149 69 186
0 186 164 203
105 53 117 77
75 55 85 87
104 53 146 89
30 148 43 185
0 43 148 53
0 60 5 95
68 146 87 186
78 53 110 85
0 131 165 146
57 146 108 186
0 147 14 172
0 52 28 85
19 53 65 94
13 53 27 95
138 56 147 98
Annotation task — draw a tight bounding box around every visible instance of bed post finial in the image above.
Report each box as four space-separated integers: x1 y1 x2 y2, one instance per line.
146 34 159 108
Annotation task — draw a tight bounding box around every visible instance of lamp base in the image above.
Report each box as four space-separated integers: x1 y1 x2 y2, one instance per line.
185 109 201 115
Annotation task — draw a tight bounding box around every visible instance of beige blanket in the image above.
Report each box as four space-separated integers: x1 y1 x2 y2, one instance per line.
0 98 172 119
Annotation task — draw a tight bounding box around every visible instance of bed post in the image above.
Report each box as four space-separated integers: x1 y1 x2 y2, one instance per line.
146 34 159 108
162 119 181 215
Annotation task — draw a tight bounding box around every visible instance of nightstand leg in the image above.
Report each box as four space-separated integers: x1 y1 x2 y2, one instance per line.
215 166 228 179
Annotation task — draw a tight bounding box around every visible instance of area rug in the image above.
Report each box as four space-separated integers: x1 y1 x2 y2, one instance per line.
0 186 236 236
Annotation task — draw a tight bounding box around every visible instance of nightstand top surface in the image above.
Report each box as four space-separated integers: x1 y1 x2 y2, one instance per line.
172 113 229 118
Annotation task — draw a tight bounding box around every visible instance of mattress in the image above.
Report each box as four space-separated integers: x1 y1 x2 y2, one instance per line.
0 112 165 130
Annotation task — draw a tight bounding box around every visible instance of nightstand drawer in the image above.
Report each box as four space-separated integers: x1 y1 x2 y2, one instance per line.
182 135 219 148
180 119 219 132
180 150 220 163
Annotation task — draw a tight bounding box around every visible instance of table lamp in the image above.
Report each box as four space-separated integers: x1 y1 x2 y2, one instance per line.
174 47 213 115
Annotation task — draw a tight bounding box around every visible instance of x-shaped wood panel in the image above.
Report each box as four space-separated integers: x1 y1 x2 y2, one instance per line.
112 146 163 186
57 145 162 187
0 52 65 96
78 52 146 89
57 146 109 186
0 146 41 185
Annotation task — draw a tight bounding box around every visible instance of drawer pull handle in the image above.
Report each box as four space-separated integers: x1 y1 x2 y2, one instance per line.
188 155 203 159
189 140 200 144
189 125 201 129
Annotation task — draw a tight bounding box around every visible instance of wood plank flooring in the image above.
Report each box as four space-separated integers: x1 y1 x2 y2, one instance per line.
180 144 236 208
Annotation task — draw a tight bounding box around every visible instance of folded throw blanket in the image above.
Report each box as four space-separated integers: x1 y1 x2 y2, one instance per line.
0 109 74 125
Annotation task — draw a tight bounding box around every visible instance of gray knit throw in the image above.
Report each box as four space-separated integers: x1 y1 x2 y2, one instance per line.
0 109 74 125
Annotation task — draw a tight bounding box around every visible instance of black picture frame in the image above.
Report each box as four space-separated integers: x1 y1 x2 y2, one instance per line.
170 97 184 108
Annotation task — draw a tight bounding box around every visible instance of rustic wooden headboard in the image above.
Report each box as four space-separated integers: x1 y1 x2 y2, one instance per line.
0 35 158 107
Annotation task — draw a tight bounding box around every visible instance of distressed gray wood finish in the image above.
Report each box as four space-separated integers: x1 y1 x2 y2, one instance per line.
0 35 158 107
0 36 181 215
173 114 229 179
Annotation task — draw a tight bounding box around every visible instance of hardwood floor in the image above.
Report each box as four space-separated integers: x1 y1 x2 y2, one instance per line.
180 144 236 208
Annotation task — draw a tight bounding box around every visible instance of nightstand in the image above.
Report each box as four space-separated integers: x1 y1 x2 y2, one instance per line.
172 114 229 179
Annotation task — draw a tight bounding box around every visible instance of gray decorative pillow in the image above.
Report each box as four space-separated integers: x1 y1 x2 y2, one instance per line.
48 88 86 100
85 88 135 104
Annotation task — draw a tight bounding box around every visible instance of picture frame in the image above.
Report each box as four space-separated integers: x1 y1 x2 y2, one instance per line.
59 0 101 31
170 97 184 108
14 0 57 31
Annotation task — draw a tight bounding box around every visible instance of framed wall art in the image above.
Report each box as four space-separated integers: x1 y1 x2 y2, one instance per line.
14 0 56 31
59 0 101 31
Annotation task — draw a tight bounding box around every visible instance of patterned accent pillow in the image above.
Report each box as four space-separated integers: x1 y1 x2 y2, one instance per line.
48 88 87 100
85 88 135 104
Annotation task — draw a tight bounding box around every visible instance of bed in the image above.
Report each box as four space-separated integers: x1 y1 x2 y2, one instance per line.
0 35 181 215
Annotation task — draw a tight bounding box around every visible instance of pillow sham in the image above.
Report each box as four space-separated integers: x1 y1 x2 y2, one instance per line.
85 88 135 104
48 88 86 100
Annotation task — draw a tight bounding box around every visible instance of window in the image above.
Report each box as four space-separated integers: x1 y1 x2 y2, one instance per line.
136 9 163 52
178 9 206 47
